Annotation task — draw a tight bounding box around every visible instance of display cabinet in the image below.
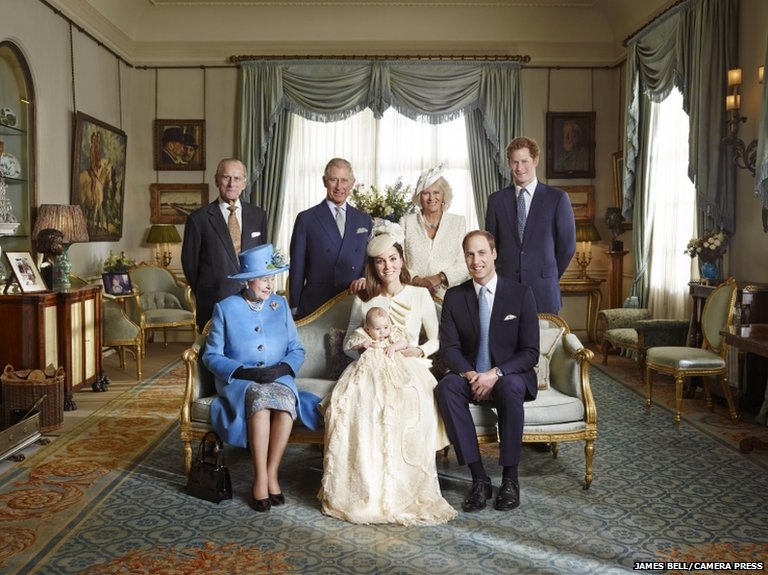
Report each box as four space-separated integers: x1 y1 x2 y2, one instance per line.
0 41 36 275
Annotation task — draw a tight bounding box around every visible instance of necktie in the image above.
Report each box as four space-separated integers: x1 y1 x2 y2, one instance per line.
517 188 527 241
476 285 491 372
335 206 345 237
228 202 241 254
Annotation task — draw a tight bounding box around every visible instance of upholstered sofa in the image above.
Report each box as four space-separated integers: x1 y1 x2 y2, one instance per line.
180 294 597 488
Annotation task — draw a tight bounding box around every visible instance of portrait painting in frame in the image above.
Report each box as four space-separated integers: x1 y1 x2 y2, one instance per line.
154 119 205 171
150 183 209 224
5 251 47 293
70 111 128 241
546 112 596 179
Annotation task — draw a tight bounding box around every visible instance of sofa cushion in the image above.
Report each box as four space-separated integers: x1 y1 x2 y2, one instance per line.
327 327 353 379
535 326 565 390
524 387 584 425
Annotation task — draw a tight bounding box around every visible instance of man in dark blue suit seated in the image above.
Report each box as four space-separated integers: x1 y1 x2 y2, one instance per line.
436 230 540 513
485 136 576 314
289 158 372 319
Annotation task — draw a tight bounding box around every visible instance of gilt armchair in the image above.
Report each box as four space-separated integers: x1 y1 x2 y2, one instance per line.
102 296 142 379
127 264 196 354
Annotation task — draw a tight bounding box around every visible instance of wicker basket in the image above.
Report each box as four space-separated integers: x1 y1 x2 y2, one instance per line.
2 364 65 432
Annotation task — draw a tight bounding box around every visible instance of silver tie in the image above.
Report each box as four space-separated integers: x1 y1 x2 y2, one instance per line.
476 285 491 372
517 188 527 241
335 206 345 237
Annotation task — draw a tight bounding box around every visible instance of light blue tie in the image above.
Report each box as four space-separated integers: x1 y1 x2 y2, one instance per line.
476 285 491 372
517 188 527 240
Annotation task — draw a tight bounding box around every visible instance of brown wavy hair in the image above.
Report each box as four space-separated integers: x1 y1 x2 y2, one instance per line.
359 242 411 302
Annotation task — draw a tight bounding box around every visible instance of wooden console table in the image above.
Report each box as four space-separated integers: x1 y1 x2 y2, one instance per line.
560 277 604 343
605 250 629 308
720 324 768 453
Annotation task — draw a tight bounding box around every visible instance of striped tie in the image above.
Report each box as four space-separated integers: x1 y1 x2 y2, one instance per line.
517 188 527 240
476 285 491 372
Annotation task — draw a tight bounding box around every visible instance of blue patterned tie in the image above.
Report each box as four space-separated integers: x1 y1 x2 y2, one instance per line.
476 285 491 372
517 188 527 240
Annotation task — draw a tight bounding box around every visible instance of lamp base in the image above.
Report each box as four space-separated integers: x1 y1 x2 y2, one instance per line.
53 246 72 290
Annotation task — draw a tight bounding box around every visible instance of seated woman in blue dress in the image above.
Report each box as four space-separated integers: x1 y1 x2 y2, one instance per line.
203 244 320 513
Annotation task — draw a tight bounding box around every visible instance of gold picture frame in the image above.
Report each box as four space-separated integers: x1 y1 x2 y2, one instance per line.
154 119 205 171
150 183 209 224
560 185 595 223
5 251 47 293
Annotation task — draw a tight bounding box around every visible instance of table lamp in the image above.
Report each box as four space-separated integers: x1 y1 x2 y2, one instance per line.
574 222 601 279
146 224 182 267
32 204 89 289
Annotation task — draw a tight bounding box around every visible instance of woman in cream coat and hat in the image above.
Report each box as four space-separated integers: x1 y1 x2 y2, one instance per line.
399 165 469 299
203 244 320 513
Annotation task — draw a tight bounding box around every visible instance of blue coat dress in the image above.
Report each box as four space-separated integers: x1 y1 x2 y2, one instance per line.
202 291 320 448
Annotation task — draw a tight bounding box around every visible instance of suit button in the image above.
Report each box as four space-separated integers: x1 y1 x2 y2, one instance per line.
258 344 265 351
255 326 261 332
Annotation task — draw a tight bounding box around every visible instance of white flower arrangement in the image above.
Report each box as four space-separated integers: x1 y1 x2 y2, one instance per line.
684 229 728 262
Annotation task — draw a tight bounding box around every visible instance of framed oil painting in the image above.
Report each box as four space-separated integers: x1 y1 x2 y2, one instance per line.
5 251 47 293
150 183 209 224
546 112 596 179
70 111 128 241
154 119 205 171
560 185 595 223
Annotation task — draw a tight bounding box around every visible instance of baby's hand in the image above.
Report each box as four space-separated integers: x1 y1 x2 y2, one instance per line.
385 344 397 358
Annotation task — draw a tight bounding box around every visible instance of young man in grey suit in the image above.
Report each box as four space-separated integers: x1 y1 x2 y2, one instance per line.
289 158 371 319
182 158 267 332
437 230 540 512
485 137 576 314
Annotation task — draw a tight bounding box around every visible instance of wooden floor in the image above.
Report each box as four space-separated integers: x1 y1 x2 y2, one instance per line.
0 341 188 475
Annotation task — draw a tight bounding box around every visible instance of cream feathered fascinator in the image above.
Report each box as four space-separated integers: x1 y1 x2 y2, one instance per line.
366 218 405 257
414 163 445 196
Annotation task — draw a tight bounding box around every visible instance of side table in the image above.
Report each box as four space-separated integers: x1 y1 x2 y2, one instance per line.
560 277 604 342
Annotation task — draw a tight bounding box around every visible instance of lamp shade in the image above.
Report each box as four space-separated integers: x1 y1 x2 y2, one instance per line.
146 224 181 244
32 204 89 244
575 222 601 243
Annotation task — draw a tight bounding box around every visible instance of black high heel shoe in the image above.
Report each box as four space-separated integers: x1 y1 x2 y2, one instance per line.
268 492 286 506
250 497 271 512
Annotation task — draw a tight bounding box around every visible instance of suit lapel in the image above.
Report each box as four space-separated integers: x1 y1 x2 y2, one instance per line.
462 282 481 337
314 202 343 247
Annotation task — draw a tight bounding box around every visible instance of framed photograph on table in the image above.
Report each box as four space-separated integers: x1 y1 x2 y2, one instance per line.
70 111 128 241
150 183 209 224
102 272 132 296
154 119 205 171
546 112 596 179
5 251 47 293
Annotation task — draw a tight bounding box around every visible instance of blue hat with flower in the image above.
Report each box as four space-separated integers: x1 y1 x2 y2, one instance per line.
228 244 289 280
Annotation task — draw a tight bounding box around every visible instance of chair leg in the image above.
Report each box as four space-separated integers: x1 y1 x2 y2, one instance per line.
674 376 684 424
583 438 594 490
551 442 559 458
645 366 653 409
718 374 741 422
704 378 714 411
136 342 143 380
601 339 611 365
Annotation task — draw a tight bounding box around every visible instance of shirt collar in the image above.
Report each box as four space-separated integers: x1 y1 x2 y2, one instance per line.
473 273 498 296
516 179 537 196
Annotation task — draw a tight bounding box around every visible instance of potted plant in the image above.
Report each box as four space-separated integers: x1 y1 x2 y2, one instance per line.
684 229 728 283
103 250 136 273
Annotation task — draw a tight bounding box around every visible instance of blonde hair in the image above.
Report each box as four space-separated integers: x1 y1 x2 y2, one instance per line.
411 176 454 210
365 306 390 327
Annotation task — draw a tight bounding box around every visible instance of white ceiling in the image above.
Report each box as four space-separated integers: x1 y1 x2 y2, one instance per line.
47 0 673 65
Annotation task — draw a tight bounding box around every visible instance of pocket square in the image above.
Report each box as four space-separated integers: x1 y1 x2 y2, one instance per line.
504 314 517 321
356 227 369 234
251 232 261 238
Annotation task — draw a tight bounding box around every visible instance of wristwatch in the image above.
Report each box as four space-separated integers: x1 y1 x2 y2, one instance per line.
494 367 504 378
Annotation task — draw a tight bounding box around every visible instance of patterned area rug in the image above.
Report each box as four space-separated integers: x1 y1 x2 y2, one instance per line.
2 361 767 574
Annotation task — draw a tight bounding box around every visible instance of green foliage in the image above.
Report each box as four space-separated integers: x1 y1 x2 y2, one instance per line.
103 250 136 272
349 177 417 222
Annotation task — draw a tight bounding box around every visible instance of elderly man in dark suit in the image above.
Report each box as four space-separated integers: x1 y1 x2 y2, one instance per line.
182 158 267 332
485 136 576 314
436 230 539 513
289 157 371 319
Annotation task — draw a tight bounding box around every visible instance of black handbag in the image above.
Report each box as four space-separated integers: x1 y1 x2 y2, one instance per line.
186 431 232 503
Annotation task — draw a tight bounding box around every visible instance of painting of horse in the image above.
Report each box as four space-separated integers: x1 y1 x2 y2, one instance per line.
71 112 127 241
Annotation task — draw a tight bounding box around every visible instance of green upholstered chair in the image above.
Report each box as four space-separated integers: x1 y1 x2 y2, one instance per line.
645 277 740 424
102 296 142 379
127 264 196 354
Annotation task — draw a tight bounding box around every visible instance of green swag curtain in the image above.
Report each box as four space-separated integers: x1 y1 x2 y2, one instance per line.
237 60 522 241
623 0 737 304
756 34 768 209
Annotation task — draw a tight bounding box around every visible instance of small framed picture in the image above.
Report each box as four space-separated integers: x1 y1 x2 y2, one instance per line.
560 185 595 223
154 119 205 171
102 272 132 296
150 183 209 224
546 112 596 179
5 251 47 293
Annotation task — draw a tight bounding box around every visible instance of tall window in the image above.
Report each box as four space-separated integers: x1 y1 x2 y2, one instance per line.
276 108 478 258
645 88 696 318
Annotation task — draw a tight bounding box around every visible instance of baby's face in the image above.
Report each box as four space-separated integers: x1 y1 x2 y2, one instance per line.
367 316 391 341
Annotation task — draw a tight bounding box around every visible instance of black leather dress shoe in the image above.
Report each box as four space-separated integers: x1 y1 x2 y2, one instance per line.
494 479 520 511
462 479 493 512
250 497 271 513
268 492 285 506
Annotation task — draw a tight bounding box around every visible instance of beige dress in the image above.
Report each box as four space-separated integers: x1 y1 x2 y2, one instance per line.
319 286 456 525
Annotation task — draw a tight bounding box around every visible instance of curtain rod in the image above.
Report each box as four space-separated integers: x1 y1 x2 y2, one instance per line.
622 0 689 47
229 54 531 64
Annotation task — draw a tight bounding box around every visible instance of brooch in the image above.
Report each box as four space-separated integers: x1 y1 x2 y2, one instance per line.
270 300 279 310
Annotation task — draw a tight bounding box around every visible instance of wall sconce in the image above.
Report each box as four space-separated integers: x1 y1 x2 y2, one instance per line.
574 222 601 280
146 224 181 267
724 67 758 175
32 204 89 290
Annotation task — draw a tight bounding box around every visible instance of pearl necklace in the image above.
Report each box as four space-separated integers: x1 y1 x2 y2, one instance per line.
421 212 441 230
243 294 264 312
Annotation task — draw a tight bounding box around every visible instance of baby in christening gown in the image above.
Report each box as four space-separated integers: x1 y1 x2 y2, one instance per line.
319 306 456 525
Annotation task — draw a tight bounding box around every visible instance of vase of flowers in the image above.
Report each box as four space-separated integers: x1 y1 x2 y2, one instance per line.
684 229 728 283
103 250 136 273
349 177 417 222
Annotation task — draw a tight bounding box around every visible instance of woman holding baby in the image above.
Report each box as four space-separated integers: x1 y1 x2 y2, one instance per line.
319 221 456 525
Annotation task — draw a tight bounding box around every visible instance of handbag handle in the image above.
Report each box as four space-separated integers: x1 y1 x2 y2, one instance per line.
195 431 225 469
